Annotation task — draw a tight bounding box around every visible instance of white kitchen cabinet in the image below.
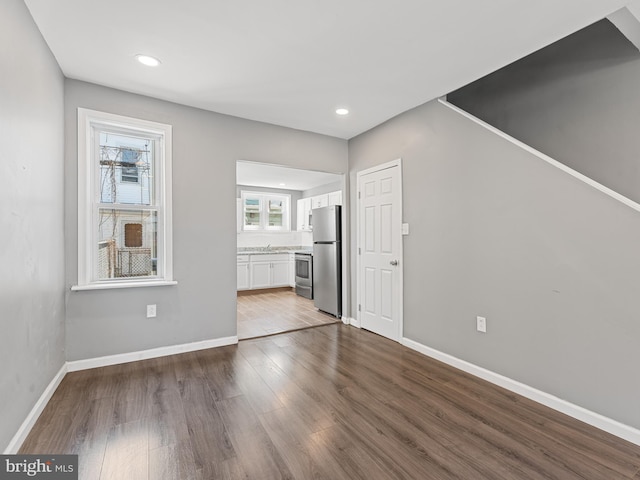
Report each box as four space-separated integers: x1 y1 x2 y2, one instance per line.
271 260 290 286
311 194 329 209
250 261 272 289
328 190 342 206
289 253 296 287
298 192 341 231
237 255 250 290
248 253 290 289
297 197 312 231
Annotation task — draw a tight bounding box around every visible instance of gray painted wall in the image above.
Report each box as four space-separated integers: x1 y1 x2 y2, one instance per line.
0 0 66 451
448 19 640 204
65 80 347 361
348 98 640 429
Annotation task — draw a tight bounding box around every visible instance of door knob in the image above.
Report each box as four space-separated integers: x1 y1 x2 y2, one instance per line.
390 260 398 266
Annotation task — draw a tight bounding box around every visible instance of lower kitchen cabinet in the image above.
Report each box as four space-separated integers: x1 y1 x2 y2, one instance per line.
271 260 290 286
289 253 296 287
238 253 291 290
237 255 250 290
250 261 272 289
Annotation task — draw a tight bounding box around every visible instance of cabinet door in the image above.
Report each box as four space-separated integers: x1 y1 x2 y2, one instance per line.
271 261 290 287
251 261 271 289
289 254 296 287
298 197 312 231
237 263 250 290
297 198 306 231
328 190 342 206
312 194 329 209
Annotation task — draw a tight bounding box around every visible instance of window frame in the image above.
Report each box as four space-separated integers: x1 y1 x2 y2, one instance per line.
240 191 291 232
73 108 176 290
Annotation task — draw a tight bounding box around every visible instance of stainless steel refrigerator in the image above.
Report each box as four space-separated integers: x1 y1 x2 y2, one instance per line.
312 205 342 317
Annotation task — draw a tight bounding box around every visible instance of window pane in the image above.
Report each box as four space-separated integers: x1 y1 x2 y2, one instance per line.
98 132 154 205
97 209 157 279
244 197 261 227
268 198 284 227
268 213 283 227
121 148 139 183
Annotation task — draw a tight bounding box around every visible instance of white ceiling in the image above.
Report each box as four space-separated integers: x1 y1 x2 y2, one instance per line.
237 161 341 191
25 0 627 139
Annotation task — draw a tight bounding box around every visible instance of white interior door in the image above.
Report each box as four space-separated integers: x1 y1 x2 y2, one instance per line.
358 160 403 341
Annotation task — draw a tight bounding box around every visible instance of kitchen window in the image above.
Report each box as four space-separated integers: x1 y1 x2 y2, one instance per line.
73 108 175 290
241 191 290 231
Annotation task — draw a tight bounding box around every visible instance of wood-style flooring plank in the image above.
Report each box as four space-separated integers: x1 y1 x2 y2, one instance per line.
307 423 409 480
99 420 148 480
178 374 236 467
216 395 294 480
258 407 333 480
149 442 197 480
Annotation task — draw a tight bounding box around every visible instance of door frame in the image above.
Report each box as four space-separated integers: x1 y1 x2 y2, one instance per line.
355 158 404 342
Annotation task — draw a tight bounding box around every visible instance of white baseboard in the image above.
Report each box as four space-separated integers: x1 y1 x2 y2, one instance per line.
4 364 68 454
402 337 640 447
67 336 239 372
348 317 361 328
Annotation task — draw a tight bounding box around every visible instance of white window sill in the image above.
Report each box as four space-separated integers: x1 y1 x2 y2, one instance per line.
71 280 178 291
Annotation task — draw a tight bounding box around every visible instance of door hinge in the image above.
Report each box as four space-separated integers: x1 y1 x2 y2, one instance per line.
358 191 361 199
358 247 361 255
358 304 361 312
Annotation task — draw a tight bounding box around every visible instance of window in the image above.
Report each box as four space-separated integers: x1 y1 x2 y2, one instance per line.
241 191 290 231
74 109 175 290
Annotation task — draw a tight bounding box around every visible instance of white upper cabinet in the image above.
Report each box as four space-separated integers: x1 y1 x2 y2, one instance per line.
311 194 329 209
297 197 312 231
298 190 341 231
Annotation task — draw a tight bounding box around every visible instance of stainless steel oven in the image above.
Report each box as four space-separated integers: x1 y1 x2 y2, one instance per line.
294 252 313 299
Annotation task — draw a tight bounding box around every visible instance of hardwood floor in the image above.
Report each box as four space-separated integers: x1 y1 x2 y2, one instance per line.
20 324 640 479
237 288 339 340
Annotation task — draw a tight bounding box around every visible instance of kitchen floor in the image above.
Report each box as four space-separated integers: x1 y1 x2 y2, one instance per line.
237 289 339 340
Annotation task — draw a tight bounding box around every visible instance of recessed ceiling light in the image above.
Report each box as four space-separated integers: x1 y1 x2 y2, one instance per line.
135 54 161 67
336 108 349 116
279 183 286 186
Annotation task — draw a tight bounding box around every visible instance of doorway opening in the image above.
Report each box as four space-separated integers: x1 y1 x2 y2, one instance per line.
236 160 345 340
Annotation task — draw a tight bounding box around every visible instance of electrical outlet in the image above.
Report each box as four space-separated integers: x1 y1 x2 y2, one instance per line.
147 304 157 318
476 316 486 333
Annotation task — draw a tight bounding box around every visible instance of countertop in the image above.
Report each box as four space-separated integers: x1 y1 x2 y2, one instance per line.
237 247 312 256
